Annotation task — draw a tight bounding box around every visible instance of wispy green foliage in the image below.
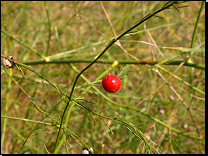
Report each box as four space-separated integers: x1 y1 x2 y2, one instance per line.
1 1 204 154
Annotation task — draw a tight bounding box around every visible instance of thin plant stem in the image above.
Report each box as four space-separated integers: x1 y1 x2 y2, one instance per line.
1 30 47 60
1 69 12 152
1 115 61 127
71 64 204 142
53 2 188 152
53 37 116 152
44 1 51 56
19 99 64 153
1 54 64 97
156 65 205 95
23 59 205 70
189 1 205 59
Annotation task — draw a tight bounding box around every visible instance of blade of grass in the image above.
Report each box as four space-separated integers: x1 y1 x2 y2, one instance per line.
8 2 27 31
19 99 64 153
1 68 12 152
1 115 61 127
156 65 205 95
1 30 47 60
44 1 51 56
189 1 205 59
46 40 106 60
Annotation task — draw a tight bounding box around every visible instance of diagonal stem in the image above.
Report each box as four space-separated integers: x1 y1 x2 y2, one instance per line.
54 1 183 152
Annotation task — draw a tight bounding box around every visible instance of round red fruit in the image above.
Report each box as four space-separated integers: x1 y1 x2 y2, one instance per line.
102 75 121 93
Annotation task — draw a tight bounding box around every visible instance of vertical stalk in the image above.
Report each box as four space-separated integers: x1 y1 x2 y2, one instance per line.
53 1 181 152
1 69 12 152
44 1 51 56
188 1 205 60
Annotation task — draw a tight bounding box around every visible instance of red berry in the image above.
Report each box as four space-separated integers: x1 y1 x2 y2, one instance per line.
102 75 121 93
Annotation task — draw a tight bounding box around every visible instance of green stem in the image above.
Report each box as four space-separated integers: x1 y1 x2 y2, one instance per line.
1 54 64 97
71 64 204 142
116 1 179 40
53 38 116 152
1 69 12 152
1 115 60 127
188 1 205 61
156 65 205 95
23 59 205 70
1 30 47 60
190 1 205 49
53 2 185 152
44 1 51 56
53 62 119 152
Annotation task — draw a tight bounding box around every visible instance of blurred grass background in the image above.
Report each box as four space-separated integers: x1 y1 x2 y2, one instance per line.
1 1 205 154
